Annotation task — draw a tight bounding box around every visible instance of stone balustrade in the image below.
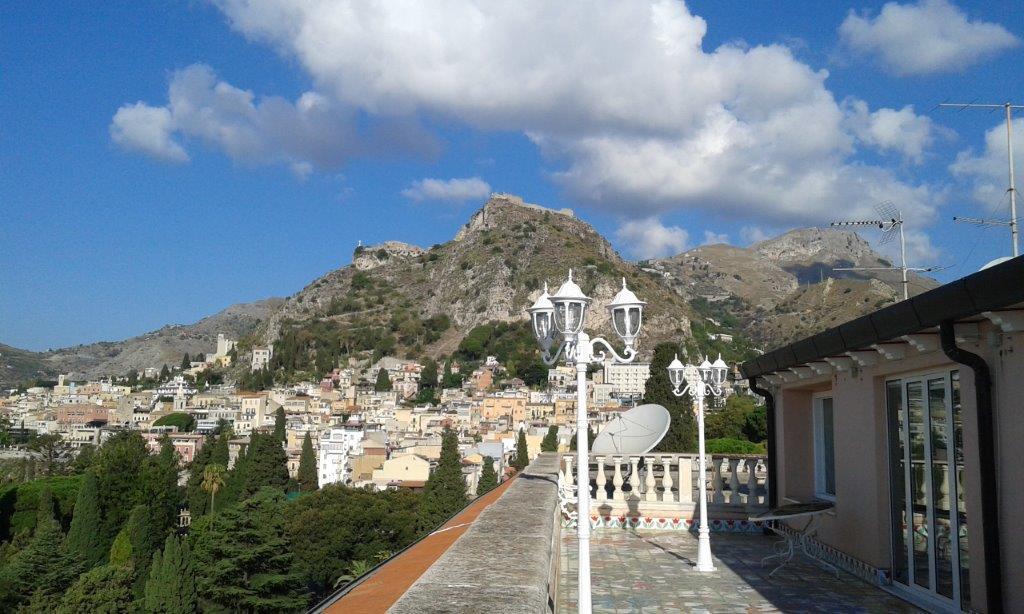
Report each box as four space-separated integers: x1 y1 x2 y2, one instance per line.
559 453 769 524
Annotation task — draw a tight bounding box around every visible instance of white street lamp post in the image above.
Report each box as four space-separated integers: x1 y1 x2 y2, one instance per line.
666 353 728 573
527 271 645 614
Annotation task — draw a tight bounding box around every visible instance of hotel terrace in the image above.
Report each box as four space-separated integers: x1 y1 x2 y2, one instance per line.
314 254 1023 613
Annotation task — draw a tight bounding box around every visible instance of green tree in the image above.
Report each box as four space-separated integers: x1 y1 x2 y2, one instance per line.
441 358 461 389
142 437 181 539
540 425 559 452
285 485 421 600
152 412 196 432
418 429 466 531
143 534 197 614
190 489 307 612
297 433 317 492
645 343 697 453
159 364 170 380
119 504 163 597
92 431 151 553
512 428 529 471
230 433 289 502
71 443 96 474
202 464 226 514
419 358 438 394
569 425 596 451
743 404 768 443
476 456 497 496
273 406 286 441
180 353 191 371
374 368 392 392
66 471 105 569
58 562 135 613
2 489 81 607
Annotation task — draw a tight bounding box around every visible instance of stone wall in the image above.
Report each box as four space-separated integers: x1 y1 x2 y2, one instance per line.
390 453 561 613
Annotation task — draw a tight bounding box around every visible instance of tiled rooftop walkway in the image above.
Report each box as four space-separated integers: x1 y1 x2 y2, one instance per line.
559 531 921 613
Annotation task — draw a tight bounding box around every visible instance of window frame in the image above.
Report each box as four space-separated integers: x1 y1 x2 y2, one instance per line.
812 392 837 501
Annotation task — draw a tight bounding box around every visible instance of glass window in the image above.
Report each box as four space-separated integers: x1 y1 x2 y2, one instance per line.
814 397 836 499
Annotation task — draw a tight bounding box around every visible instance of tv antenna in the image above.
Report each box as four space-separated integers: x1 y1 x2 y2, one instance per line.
830 201 939 301
938 102 1021 257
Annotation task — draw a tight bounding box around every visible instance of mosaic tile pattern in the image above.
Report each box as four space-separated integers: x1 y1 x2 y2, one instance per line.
558 531 922 613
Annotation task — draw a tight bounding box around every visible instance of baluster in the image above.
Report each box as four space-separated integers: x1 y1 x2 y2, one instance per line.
629 456 641 500
645 456 658 501
745 459 758 506
678 456 693 504
760 459 769 505
564 455 574 494
661 456 675 503
712 457 725 504
595 456 607 502
613 456 625 501
728 458 740 504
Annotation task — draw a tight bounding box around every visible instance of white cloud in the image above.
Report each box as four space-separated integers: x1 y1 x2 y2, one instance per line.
110 64 438 172
950 117 1024 205
740 225 771 245
110 103 189 163
844 99 947 163
401 177 492 202
839 0 1019 76
702 230 729 245
111 1 947 240
615 218 689 259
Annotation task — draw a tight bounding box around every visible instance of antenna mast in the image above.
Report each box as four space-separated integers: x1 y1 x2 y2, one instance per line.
939 102 1022 257
830 202 939 301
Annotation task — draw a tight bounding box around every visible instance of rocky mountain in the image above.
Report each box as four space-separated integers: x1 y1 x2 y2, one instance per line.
261 194 695 363
2 196 940 387
0 299 283 386
649 227 938 348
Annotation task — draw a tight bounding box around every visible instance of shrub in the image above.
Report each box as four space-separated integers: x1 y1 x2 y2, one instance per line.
705 438 765 455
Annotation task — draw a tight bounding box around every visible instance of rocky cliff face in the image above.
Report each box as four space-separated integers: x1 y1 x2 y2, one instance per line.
650 227 938 347
262 194 693 359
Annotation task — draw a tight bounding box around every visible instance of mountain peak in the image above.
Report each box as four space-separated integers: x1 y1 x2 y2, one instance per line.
455 193 575 241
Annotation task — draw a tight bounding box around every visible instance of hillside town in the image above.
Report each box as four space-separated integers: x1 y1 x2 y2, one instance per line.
0 330 753 504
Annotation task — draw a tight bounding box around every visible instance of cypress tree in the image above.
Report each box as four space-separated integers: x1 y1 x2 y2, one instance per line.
59 563 135 613
144 534 197 614
273 406 286 441
66 471 105 569
419 358 438 392
241 432 289 498
512 428 529 471
159 364 170 380
121 504 162 597
180 353 190 370
374 368 392 392
476 456 498 496
92 431 151 554
297 432 317 492
186 435 216 517
419 429 467 531
5 489 81 605
540 425 559 452
645 342 697 453
143 436 181 539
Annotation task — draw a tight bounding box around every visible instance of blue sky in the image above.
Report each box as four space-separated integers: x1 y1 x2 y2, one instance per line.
2 0 1022 351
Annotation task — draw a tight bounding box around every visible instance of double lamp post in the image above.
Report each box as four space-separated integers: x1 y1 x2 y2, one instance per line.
527 270 731 613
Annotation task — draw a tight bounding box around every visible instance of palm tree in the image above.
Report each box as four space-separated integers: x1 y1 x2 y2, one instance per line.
333 559 372 588
202 463 226 513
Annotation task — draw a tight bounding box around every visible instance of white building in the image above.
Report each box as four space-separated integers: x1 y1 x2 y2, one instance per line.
155 376 197 398
602 362 650 397
318 428 364 488
251 347 273 371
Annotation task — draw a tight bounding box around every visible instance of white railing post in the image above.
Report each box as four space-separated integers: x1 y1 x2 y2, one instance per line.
612 457 625 501
595 455 607 502
644 456 658 502
712 457 725 504
744 458 758 507
728 457 741 504
661 456 675 503
628 456 641 500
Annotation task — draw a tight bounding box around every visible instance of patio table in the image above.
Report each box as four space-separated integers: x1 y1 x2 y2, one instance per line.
750 501 838 577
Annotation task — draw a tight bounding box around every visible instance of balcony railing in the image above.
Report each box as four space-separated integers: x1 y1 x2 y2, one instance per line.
559 453 769 524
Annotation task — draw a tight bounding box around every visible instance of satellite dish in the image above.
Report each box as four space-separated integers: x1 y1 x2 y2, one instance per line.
980 256 1012 271
591 404 671 455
